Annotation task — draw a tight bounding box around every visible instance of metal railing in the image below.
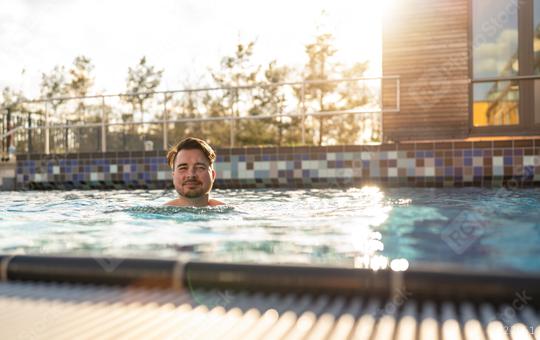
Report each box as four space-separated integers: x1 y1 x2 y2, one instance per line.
0 76 400 155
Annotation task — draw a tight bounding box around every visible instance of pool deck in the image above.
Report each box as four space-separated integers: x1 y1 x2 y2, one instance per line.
1 255 539 339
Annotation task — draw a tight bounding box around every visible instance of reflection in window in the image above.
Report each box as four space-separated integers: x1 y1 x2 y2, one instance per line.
535 1 540 123
473 81 519 127
535 0 540 73
473 0 519 78
536 80 540 123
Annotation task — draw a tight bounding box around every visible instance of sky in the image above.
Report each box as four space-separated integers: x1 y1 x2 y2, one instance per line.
0 0 388 99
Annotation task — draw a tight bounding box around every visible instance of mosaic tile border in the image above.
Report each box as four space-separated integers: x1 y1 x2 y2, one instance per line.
10 139 540 190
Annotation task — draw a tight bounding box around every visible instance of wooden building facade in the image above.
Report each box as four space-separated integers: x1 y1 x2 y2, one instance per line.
382 0 540 141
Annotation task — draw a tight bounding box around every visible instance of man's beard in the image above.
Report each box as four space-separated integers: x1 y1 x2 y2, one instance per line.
180 180 205 198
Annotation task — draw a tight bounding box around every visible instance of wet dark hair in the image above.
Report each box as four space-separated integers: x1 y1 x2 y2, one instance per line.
166 137 216 169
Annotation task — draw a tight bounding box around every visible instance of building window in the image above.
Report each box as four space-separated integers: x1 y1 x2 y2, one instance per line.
472 0 519 127
534 0 540 123
472 0 519 79
473 81 519 127
472 0 540 132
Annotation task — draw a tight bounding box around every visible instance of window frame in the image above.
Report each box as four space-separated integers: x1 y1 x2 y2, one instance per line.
469 0 540 136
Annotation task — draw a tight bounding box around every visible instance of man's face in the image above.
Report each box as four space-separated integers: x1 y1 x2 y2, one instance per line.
172 148 216 199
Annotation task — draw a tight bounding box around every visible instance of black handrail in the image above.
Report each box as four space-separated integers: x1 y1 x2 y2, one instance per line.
1 255 539 302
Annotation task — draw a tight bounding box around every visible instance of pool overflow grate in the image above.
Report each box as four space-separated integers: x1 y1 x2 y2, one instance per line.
0 255 539 339
0 281 539 339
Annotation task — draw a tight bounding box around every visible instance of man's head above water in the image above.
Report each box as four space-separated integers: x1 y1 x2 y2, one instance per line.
165 137 224 207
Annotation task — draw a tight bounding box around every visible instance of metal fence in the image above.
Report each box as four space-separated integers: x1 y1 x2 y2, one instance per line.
0 76 399 155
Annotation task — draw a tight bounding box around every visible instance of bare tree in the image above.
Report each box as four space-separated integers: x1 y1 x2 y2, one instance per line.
125 56 163 123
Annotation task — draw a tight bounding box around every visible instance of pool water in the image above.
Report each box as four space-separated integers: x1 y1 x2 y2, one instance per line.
1 187 539 273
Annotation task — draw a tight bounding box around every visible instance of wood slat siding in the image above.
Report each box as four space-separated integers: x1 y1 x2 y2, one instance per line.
382 0 470 142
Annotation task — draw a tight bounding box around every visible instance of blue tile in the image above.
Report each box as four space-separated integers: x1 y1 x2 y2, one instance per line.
435 158 443 167
474 167 483 177
303 170 310 177
239 155 245 162
131 164 137 172
262 155 270 161
464 158 472 166
255 170 269 178
150 165 158 172
362 160 370 168
524 166 534 178
504 157 512 166
336 160 344 168
445 167 453 176
425 151 434 158
416 151 424 158
473 149 482 157
302 154 309 161
464 150 472 157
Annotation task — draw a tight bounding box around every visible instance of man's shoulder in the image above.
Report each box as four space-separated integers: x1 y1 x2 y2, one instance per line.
208 199 225 206
164 199 182 206
164 198 224 207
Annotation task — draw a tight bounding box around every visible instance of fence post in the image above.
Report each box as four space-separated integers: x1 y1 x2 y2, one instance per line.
101 96 107 152
301 82 306 145
163 92 168 150
230 88 236 147
379 77 384 143
44 101 50 154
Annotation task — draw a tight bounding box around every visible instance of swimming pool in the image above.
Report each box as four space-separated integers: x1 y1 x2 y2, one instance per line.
1 187 539 273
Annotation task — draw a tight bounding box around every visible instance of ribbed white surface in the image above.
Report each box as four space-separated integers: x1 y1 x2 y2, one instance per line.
0 282 538 340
